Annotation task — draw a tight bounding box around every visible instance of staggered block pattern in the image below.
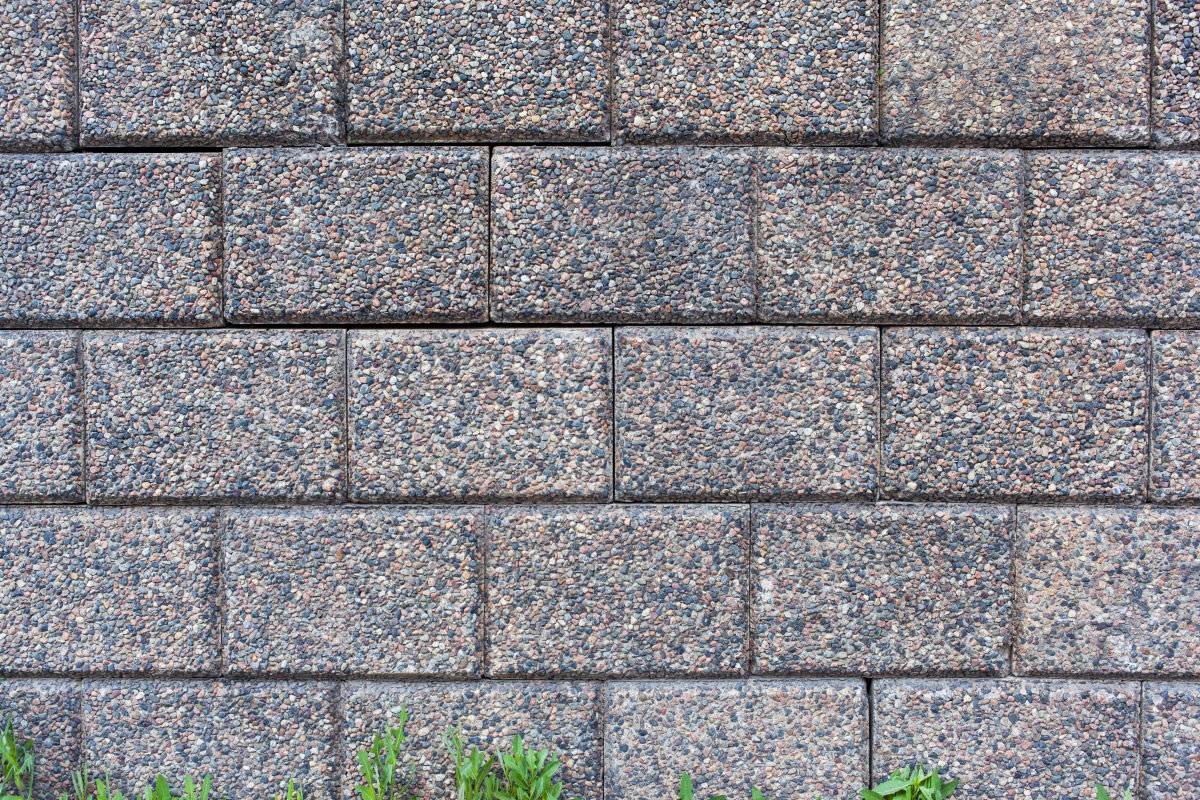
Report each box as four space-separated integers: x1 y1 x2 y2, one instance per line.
4 0 1200 796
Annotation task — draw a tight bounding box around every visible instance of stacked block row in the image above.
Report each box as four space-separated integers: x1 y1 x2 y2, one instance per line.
2 678 1198 800
5 326 1200 503
1 0 1198 148
4 502 1200 679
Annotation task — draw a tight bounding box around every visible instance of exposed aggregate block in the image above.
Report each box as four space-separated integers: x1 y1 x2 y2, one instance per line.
346 0 608 142
1153 331 1200 501
612 0 876 144
0 681 79 800
1142 683 1200 799
0 0 74 149
223 507 482 676
1016 507 1200 676
605 680 867 800
487 505 748 677
350 329 611 502
491 148 755 323
80 0 341 146
0 154 221 326
86 331 344 503
0 332 81 502
617 327 877 501
882 0 1150 144
1155 0 1200 145
872 679 1140 797
224 148 488 324
84 681 336 800
753 504 1012 675
882 327 1148 501
757 149 1021 322
340 681 600 800
1025 152 1200 325
0 507 219 674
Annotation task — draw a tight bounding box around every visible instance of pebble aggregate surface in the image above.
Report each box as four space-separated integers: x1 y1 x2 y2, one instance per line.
757 148 1021 322
491 147 755 323
1016 506 1200 677
1152 331 1200 501
883 327 1148 501
340 681 600 800
753 503 1012 675
0 0 74 149
224 147 488 323
617 327 878 501
346 0 608 141
882 0 1150 144
0 507 219 674
1142 683 1200 799
1 154 222 326
84 681 337 800
85 331 345 502
873 679 1141 797
0 680 78 800
487 504 747 677
80 0 342 146
605 680 867 800
1155 0 1200 145
1025 152 1200 324
0 332 81 502
350 329 611 502
223 506 482 676
613 0 876 143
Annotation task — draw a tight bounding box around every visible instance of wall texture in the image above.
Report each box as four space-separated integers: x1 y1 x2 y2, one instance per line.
0 1 1198 799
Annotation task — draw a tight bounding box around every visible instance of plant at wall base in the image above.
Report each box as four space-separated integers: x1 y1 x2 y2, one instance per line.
356 705 416 800
861 766 957 800
445 727 496 800
677 772 770 800
139 775 223 800
276 778 304 800
492 735 578 800
1095 786 1132 800
0 714 35 800
60 767 128 800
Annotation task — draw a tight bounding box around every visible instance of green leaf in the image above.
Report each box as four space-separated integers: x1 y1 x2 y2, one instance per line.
678 774 693 800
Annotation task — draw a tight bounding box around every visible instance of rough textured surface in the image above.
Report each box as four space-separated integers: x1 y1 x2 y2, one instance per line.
1143 683 1200 799
341 681 600 800
346 0 608 142
86 331 345 503
84 681 337 800
1025 152 1200 325
873 679 1141 797
613 0 876 144
0 680 79 800
487 505 747 677
882 0 1150 144
883 327 1148 501
754 504 1012 675
757 148 1021 322
223 507 482 676
0 332 81 502
1155 0 1200 146
1153 331 1200 501
605 680 867 800
0 0 74 150
80 0 341 146
350 329 611 502
617 327 878 501
1017 507 1200 676
491 148 755 323
224 147 488 323
0 507 219 674
1 154 221 327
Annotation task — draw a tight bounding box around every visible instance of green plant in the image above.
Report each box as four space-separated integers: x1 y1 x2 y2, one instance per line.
492 736 577 800
139 775 221 800
356 706 415 800
0 714 35 800
1095 786 1133 800
276 779 304 800
60 767 129 800
677 772 768 800
445 727 497 800
862 766 957 800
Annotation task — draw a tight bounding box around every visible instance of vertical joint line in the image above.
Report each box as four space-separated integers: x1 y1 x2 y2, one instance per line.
339 0 350 143
605 0 616 143
1009 503 1020 676
875 0 884 144
342 330 351 502
1148 0 1156 143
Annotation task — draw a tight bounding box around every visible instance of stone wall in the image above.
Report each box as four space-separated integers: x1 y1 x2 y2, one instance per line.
1 1 1199 799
